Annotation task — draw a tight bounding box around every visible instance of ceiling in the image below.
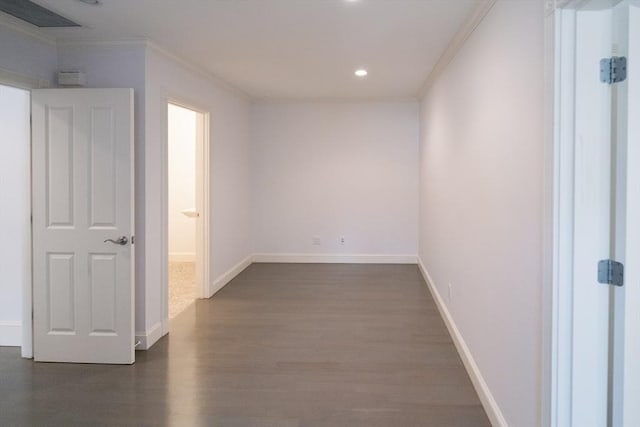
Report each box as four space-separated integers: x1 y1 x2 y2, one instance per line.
27 0 482 100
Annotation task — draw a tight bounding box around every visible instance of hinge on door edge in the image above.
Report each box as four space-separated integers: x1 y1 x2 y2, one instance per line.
600 56 627 84
598 259 624 287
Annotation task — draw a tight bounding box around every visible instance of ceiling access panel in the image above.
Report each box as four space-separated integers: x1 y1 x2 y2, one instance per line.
0 0 80 27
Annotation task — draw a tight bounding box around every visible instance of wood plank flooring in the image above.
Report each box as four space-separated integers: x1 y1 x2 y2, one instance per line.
0 263 490 426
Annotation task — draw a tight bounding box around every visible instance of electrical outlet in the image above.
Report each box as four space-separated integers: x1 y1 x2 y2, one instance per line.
312 236 321 246
340 236 345 245
447 283 453 301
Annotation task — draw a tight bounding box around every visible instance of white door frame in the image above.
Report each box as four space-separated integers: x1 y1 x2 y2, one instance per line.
611 3 640 425
547 6 582 425
161 96 210 328
0 69 49 359
545 1 638 426
547 2 610 425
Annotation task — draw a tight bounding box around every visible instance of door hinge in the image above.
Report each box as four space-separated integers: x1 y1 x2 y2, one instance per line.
600 56 627 84
598 259 624 287
131 235 135 245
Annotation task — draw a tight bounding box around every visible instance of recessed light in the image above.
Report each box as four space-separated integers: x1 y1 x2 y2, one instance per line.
354 69 368 77
78 0 101 5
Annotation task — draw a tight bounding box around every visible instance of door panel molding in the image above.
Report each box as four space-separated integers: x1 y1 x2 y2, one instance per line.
32 88 134 364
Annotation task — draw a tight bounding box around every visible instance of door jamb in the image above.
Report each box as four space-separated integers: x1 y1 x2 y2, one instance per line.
161 97 211 330
545 4 577 426
545 1 627 426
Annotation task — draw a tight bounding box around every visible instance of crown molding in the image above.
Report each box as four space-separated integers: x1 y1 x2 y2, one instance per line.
54 37 251 100
0 66 50 89
251 95 419 105
545 0 583 15
56 37 148 47
145 40 251 100
418 0 496 98
0 11 56 46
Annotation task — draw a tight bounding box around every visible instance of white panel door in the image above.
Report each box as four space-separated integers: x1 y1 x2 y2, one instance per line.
32 88 134 364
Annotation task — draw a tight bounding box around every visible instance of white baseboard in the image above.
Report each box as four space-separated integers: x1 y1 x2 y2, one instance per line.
417 258 507 427
169 252 196 262
161 318 169 336
209 255 253 298
0 321 22 347
252 253 418 264
135 321 164 350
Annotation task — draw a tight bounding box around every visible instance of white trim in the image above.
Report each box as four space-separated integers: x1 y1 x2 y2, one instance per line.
545 1 578 16
162 99 212 331
544 4 602 426
0 321 22 347
55 37 250 100
0 67 49 91
135 322 163 350
253 253 417 264
542 7 561 427
550 8 577 427
56 37 148 48
160 98 170 343
202 114 211 298
209 255 254 298
147 41 250 100
544 0 618 16
416 258 508 427
252 96 419 104
418 0 496 97
161 318 169 337
169 252 196 262
188 103 211 299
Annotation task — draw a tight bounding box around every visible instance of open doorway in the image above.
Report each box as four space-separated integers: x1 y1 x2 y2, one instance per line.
0 84 31 354
167 102 208 319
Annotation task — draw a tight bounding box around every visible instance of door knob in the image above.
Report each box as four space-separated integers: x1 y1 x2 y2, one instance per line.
104 236 129 245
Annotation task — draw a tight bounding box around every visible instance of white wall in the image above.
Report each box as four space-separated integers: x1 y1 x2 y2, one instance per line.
56 43 252 347
0 24 57 354
145 46 252 341
168 104 196 261
251 102 419 258
0 24 57 85
418 2 544 426
57 42 150 340
0 85 30 346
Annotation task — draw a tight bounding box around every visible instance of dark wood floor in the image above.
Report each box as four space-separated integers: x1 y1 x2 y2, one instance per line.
0 263 490 426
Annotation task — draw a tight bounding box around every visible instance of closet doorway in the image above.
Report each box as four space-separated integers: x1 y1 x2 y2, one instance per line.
167 102 208 319
0 84 31 353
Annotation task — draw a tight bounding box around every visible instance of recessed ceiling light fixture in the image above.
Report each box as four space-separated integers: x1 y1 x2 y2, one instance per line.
78 0 101 5
354 69 368 77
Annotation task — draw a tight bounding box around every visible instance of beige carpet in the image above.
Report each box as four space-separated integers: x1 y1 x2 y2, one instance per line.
169 261 197 319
